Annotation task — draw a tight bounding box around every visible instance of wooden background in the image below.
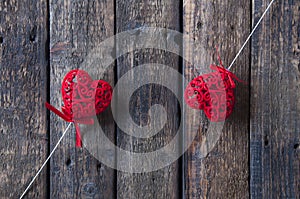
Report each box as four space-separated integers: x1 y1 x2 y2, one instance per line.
0 0 299 198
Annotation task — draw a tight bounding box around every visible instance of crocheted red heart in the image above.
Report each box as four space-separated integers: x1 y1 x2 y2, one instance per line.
45 69 112 147
61 69 112 120
184 61 245 122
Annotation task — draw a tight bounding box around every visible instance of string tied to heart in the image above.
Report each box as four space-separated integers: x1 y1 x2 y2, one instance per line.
46 69 112 147
185 47 248 121
210 61 247 88
45 103 91 147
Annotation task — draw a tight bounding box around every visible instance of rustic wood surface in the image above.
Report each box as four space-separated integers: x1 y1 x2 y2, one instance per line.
49 0 115 198
183 0 250 198
0 0 299 198
250 0 300 198
116 0 181 198
0 0 49 198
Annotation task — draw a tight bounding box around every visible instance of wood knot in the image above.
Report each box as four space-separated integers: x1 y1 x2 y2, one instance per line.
29 26 37 42
83 183 98 197
264 135 269 147
66 159 72 167
197 21 203 29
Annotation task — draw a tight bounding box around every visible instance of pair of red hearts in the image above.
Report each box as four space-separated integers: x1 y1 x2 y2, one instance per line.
46 58 244 147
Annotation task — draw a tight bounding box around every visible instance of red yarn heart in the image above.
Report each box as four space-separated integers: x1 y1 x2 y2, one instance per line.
46 69 112 147
61 69 112 120
184 59 245 122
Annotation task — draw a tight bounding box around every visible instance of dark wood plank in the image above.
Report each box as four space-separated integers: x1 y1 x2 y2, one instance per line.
0 0 48 198
250 0 300 198
49 0 115 198
116 0 181 198
183 0 250 198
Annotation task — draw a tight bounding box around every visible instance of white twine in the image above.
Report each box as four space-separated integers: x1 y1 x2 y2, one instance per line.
227 0 275 70
19 123 72 199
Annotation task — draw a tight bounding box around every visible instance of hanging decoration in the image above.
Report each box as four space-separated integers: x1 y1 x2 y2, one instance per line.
45 69 112 147
184 50 246 121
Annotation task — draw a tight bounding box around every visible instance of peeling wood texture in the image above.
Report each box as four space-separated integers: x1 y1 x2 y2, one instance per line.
250 0 300 198
0 0 48 198
116 0 180 198
183 0 250 198
49 0 115 198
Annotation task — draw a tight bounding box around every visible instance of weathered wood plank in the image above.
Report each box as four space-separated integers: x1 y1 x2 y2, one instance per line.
116 0 181 198
0 0 48 198
250 0 300 198
49 0 115 198
183 0 250 198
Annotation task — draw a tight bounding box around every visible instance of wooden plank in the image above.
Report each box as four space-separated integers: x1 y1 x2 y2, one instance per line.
0 0 48 198
250 0 300 198
183 0 250 198
116 0 181 198
49 0 115 198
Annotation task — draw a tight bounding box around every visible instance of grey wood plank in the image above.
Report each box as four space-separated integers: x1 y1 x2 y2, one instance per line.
250 0 300 198
183 0 250 198
49 0 115 198
116 0 181 198
0 0 49 198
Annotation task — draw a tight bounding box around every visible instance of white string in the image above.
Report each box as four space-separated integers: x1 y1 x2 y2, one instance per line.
19 123 72 199
227 0 275 70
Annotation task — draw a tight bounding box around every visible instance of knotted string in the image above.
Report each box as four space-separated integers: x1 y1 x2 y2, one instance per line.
45 102 94 147
212 46 248 87
210 65 247 88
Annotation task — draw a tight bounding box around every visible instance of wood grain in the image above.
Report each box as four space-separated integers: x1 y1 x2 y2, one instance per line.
116 0 181 198
250 0 300 198
183 0 250 198
1 0 299 198
0 0 48 198
49 0 115 198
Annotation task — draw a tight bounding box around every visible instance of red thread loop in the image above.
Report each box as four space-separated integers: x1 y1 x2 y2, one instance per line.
46 69 112 147
210 65 247 88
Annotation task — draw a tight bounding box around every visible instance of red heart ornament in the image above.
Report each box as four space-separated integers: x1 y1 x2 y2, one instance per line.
46 69 112 147
184 61 245 122
61 69 112 120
